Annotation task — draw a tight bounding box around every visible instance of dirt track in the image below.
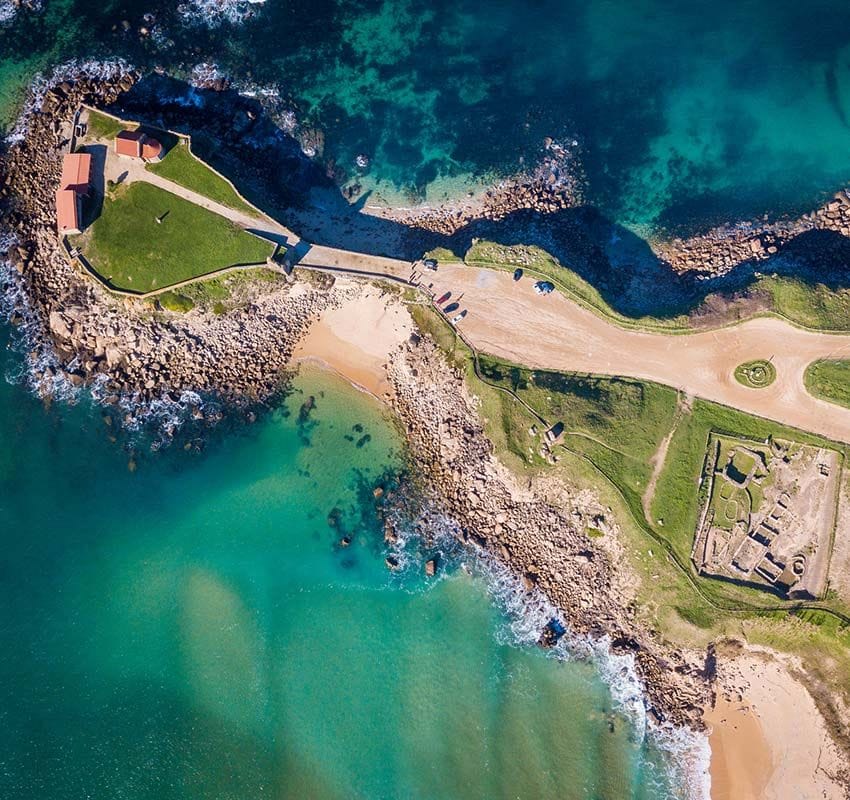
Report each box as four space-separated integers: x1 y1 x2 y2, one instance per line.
430 264 850 444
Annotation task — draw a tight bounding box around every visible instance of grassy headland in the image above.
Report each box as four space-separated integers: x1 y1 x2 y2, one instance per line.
76 182 272 293
408 301 850 725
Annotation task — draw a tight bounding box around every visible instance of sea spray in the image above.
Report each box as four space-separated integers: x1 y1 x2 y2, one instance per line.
3 58 134 145
177 0 266 28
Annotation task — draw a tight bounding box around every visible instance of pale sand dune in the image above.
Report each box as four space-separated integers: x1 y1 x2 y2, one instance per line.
291 281 412 398
708 653 846 800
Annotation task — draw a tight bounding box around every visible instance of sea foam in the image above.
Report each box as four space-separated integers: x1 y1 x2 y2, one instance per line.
177 0 266 28
385 508 711 800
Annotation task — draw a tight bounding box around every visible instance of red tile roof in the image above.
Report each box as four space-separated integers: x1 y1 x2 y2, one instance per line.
55 188 79 233
141 137 163 160
115 129 143 157
59 153 91 193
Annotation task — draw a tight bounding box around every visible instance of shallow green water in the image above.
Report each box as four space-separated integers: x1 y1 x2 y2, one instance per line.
0 325 690 799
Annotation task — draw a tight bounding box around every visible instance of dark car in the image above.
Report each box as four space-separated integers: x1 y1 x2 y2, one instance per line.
444 302 460 314
534 280 555 295
513 268 523 281
436 291 451 305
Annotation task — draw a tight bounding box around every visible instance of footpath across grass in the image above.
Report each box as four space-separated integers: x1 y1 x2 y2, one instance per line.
146 140 259 216
805 359 850 409
77 182 273 293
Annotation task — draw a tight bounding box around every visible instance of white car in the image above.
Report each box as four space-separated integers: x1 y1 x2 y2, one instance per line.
451 310 467 324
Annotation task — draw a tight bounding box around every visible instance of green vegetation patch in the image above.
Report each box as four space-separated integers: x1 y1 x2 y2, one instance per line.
804 359 850 410
476 355 679 511
756 275 850 332
734 359 776 388
157 291 195 313
146 140 259 216
77 182 273 293
85 108 126 141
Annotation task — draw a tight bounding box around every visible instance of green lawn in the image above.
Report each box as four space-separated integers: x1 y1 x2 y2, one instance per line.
78 182 273 293
85 108 125 141
757 275 850 332
734 359 776 388
475 355 679 509
146 140 259 216
805 359 850 410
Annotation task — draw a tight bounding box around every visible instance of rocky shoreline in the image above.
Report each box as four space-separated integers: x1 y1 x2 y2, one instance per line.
384 333 712 732
3 69 850 794
1 67 337 427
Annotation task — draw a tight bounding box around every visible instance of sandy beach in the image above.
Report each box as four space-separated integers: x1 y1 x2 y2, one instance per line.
291 281 413 399
707 650 847 800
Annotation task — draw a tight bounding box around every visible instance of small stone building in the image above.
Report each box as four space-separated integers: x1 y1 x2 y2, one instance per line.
114 129 163 161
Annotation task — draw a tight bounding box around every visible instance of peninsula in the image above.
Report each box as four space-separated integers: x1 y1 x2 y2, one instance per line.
3 68 850 800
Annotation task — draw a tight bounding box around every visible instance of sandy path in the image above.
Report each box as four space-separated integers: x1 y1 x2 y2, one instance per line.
432 264 850 443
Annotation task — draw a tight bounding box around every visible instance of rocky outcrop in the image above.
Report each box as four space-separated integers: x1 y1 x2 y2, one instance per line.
387 334 711 729
656 191 850 279
1 69 334 416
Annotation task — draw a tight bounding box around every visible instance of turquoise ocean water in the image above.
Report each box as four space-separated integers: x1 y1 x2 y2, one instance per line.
6 2 842 795
0 325 693 799
4 0 850 231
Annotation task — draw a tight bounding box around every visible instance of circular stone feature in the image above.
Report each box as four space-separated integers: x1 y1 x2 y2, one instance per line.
734 359 776 389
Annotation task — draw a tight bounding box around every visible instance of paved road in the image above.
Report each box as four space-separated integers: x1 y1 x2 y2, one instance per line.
431 264 850 444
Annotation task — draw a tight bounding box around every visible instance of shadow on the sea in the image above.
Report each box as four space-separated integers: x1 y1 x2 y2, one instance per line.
105 75 850 323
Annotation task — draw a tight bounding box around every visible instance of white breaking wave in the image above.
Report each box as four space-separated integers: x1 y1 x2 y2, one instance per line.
0 0 42 26
177 0 266 28
4 57 134 145
388 511 711 800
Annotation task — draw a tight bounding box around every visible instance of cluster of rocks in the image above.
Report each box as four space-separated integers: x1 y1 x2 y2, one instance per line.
386 333 712 729
387 142 583 240
657 191 850 278
1 69 333 415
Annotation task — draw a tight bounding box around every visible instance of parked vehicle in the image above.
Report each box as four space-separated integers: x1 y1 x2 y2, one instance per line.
451 310 467 324
444 302 460 314
423 258 439 271
436 291 451 305
513 268 523 281
533 280 555 295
